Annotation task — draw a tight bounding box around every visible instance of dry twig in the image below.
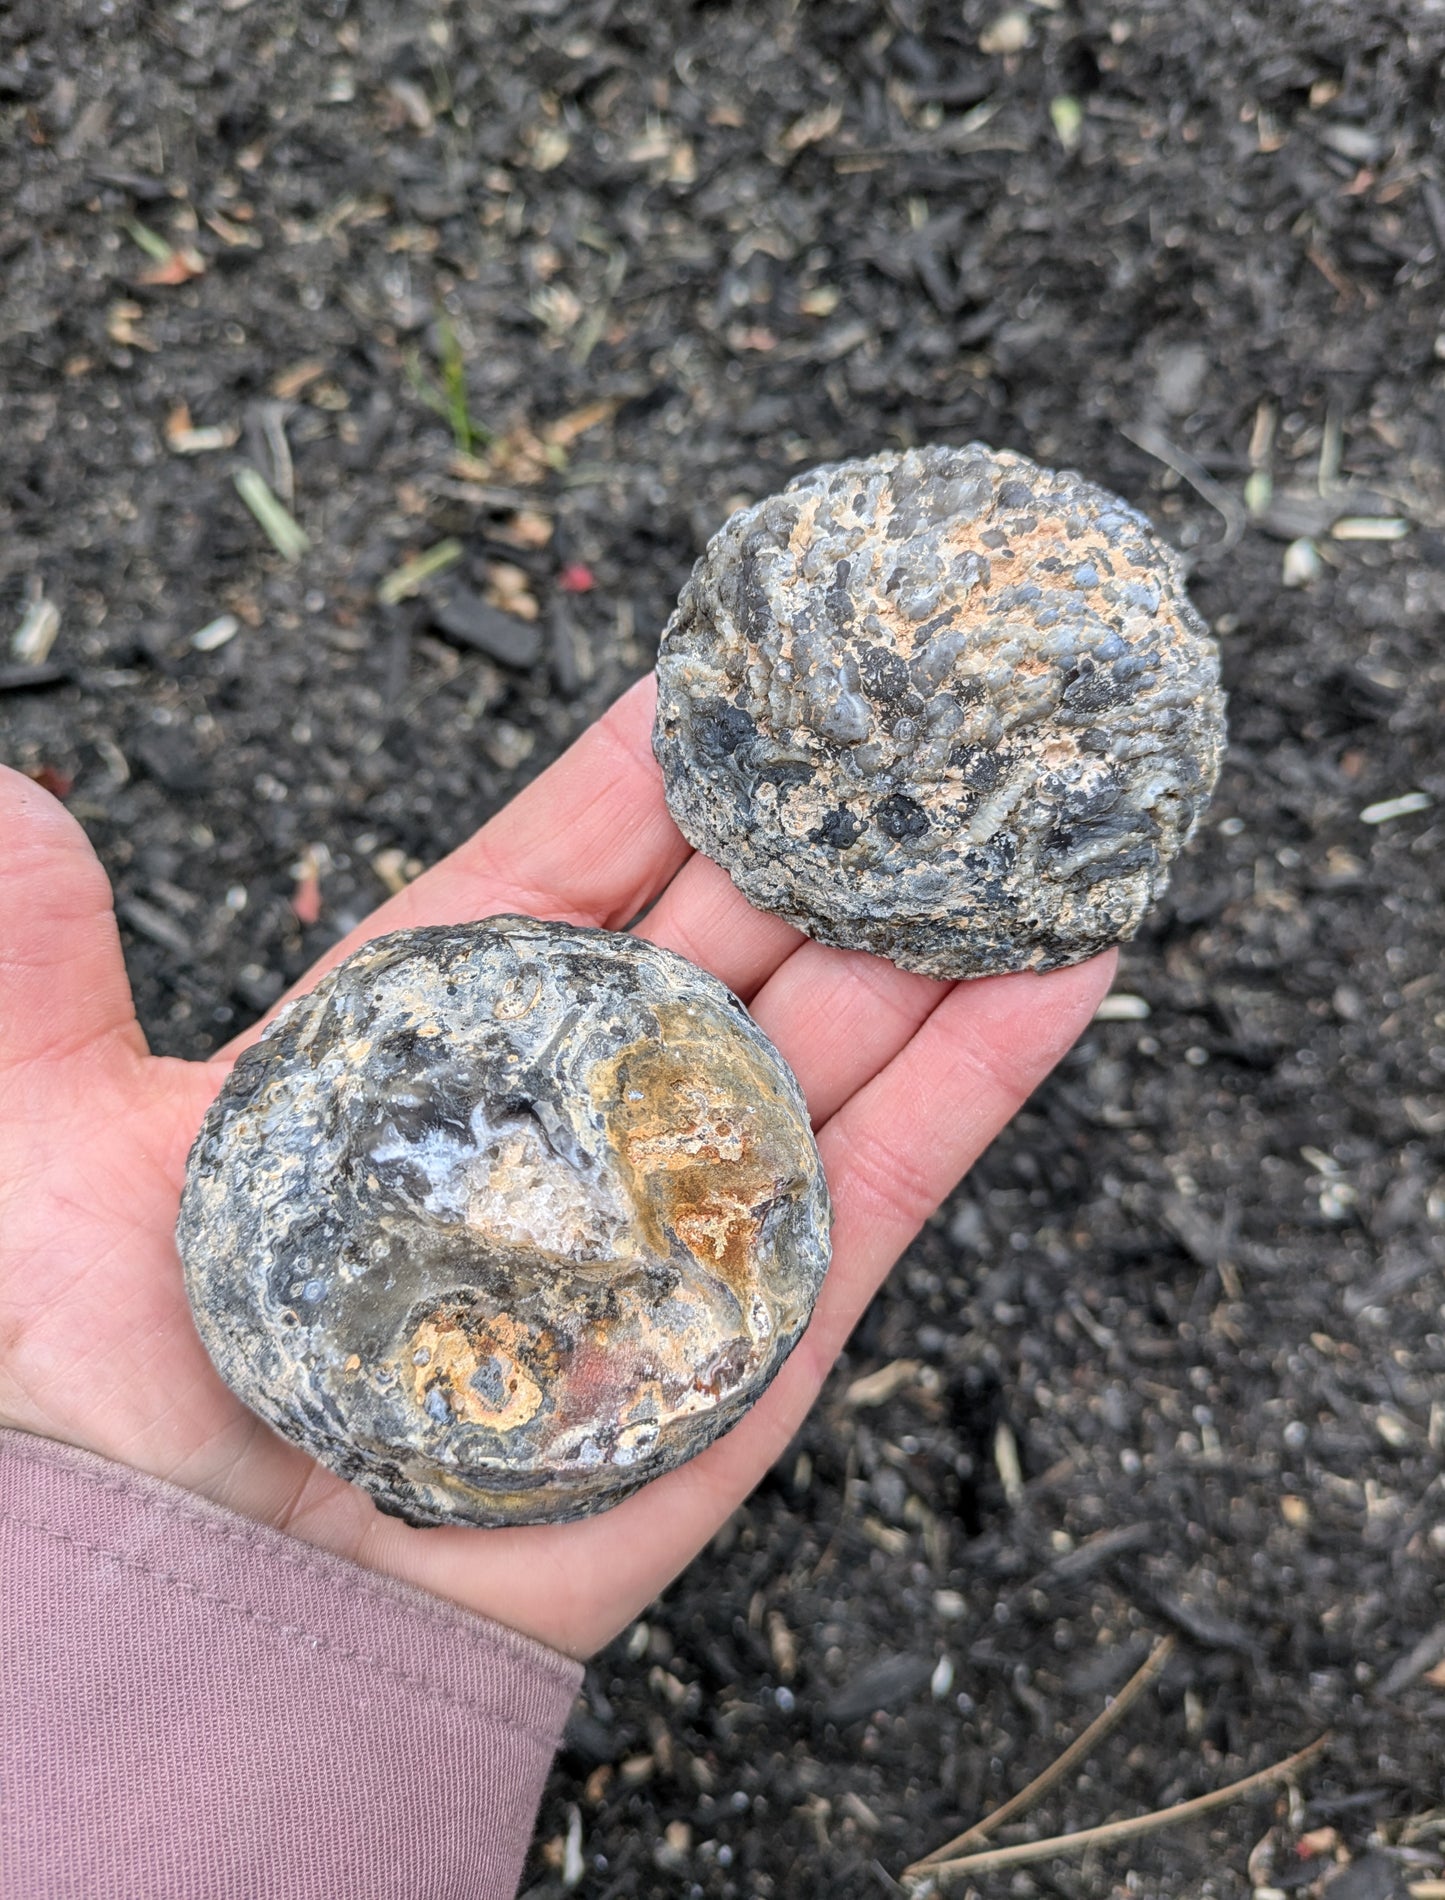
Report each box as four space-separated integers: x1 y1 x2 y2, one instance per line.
1121 420 1247 549
903 1735 1329 1892
908 1635 1177 1871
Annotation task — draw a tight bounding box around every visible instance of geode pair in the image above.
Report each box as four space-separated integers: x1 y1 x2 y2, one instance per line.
182 445 1225 1530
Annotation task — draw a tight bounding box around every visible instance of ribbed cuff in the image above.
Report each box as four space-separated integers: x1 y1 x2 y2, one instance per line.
1 1428 581 1900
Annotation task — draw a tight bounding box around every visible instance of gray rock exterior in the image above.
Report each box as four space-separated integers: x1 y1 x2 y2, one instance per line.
654 444 1226 976
178 919 831 1527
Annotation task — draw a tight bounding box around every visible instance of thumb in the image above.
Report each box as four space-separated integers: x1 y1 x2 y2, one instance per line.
0 766 145 1069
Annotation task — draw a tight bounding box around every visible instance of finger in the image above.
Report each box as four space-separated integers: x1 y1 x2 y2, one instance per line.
381 674 689 933
0 765 145 1070
801 951 1118 1381
748 942 953 1124
632 850 805 1002
217 674 693 1060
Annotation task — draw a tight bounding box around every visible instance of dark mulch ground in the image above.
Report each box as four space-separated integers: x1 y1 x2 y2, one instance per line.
4 2 1444 1894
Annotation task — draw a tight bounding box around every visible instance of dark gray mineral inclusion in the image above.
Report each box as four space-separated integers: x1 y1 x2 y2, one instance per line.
178 919 831 1528
654 444 1227 976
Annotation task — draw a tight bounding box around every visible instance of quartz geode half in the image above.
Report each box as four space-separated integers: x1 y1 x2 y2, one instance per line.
178 919 831 1527
654 444 1226 976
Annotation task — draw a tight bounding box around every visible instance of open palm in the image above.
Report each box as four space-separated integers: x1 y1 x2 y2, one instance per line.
0 677 1112 1657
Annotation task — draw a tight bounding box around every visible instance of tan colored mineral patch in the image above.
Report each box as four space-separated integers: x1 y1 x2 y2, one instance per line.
402 1308 549 1432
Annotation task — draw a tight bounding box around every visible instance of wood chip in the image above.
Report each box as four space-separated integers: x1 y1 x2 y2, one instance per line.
1331 516 1410 541
11 588 60 665
272 359 328 400
233 466 309 560
779 101 844 153
979 10 1032 55
191 614 240 652
844 1359 922 1408
1360 792 1430 825
1094 992 1150 1021
169 422 239 455
993 1419 1024 1507
377 539 464 605
544 399 617 447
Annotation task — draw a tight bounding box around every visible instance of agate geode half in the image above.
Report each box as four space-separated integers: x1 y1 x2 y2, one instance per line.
654 443 1226 977
178 919 831 1527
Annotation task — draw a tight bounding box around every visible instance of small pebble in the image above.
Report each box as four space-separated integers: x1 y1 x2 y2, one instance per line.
191 613 241 653
979 9 1031 54
430 585 542 668
1282 537 1322 587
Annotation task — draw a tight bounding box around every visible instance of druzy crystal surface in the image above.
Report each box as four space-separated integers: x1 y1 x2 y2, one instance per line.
654 443 1226 977
178 919 831 1527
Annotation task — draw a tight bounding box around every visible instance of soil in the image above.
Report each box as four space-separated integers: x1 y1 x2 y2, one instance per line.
3 3 1443 1896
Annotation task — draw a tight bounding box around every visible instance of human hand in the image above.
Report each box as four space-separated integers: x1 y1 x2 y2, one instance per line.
0 676 1113 1656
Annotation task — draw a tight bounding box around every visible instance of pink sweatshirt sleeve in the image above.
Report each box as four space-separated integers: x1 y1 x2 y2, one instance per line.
1 1427 582 1900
